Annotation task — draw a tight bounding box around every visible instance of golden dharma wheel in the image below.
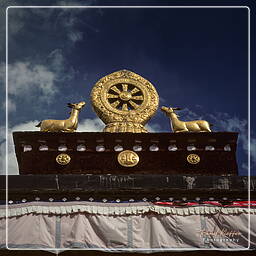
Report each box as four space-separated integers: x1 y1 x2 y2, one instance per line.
91 70 159 133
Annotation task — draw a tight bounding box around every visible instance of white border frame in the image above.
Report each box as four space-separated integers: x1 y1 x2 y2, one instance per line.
5 5 251 252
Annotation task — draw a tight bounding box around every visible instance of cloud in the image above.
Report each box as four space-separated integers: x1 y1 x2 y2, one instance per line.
2 98 16 113
47 49 78 81
77 118 105 132
179 108 203 121
0 48 78 113
2 2 97 59
208 112 255 170
7 61 57 104
145 123 163 132
0 120 39 175
68 31 83 43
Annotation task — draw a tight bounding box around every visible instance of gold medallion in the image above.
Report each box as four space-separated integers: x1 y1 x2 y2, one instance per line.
187 154 200 164
56 153 71 165
118 150 139 167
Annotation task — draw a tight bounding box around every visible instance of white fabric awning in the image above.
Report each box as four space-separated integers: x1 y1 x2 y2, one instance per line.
1 201 255 218
0 201 255 251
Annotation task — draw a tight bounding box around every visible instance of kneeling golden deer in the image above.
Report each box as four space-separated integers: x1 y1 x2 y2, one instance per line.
161 106 212 133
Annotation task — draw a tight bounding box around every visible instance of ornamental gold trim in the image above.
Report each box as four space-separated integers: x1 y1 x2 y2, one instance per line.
117 150 139 167
56 153 71 165
91 70 159 133
187 154 200 164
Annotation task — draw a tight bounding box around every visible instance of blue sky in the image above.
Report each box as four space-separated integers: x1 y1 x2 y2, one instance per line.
0 0 255 175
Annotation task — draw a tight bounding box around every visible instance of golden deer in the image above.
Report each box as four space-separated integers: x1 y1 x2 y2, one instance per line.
36 101 86 132
161 106 212 133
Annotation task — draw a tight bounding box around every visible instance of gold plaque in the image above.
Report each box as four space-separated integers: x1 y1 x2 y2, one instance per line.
187 154 200 164
56 153 71 165
118 150 139 167
91 70 159 133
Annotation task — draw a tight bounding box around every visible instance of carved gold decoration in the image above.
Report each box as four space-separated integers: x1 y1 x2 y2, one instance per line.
187 154 200 164
56 153 71 165
161 106 212 133
117 150 139 167
91 70 159 133
36 102 86 132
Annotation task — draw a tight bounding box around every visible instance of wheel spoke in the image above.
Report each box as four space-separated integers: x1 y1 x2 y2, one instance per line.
130 87 140 95
131 95 143 101
122 84 128 92
122 103 128 111
111 100 120 108
111 86 121 94
129 100 139 109
107 93 119 99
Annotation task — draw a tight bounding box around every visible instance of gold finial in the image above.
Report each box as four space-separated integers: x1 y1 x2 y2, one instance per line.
36 101 86 132
161 106 212 133
91 70 159 133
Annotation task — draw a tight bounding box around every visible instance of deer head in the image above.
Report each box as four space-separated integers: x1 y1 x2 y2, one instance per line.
67 102 86 111
161 106 182 116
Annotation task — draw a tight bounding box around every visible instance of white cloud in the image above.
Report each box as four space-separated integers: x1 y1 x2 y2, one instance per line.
47 49 66 73
179 108 203 121
145 123 162 132
0 120 39 175
68 31 83 43
0 47 79 112
47 49 77 81
7 61 57 104
208 112 256 170
2 98 16 113
77 118 105 132
250 138 256 166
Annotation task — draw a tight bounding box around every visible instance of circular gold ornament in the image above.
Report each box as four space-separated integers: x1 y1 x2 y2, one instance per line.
56 153 71 165
91 70 159 133
187 154 200 164
117 150 139 167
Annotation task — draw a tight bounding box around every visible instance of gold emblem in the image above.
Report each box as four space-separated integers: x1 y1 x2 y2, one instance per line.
91 70 159 133
56 153 71 165
187 154 200 164
118 150 139 167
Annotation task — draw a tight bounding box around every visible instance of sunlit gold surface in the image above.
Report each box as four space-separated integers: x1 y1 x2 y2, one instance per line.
91 70 159 133
117 150 139 167
187 154 200 164
56 153 71 165
36 102 86 132
161 106 212 133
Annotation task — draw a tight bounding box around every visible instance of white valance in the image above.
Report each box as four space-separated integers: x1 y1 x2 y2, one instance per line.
0 201 255 218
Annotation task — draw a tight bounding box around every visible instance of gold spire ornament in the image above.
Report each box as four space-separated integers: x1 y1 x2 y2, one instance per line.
91 70 159 133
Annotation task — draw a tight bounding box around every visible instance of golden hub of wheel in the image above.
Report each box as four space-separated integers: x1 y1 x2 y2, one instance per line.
119 91 132 101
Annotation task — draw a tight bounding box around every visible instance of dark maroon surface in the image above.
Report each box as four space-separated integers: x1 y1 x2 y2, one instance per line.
13 132 238 175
